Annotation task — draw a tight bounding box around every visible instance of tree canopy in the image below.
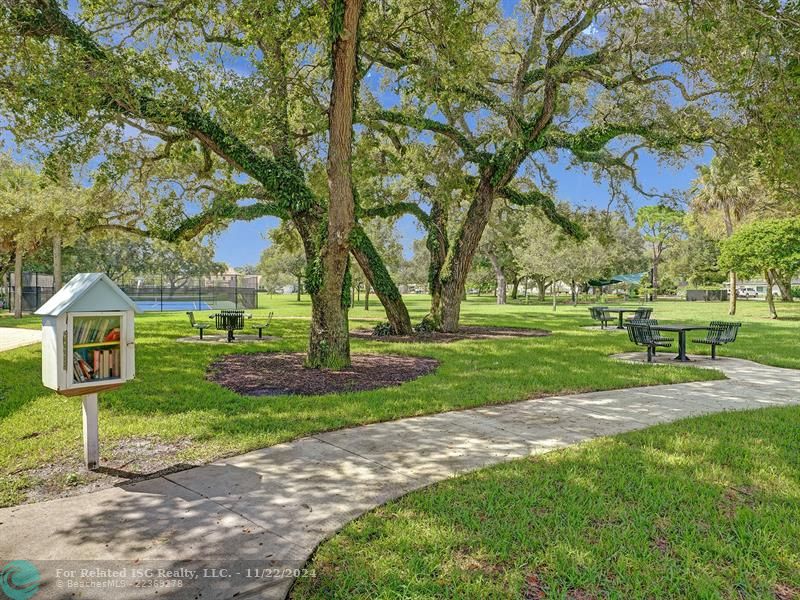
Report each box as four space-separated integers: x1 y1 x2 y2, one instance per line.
719 218 800 318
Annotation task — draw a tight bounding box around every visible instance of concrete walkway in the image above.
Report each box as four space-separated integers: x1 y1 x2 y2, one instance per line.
0 326 41 352
1 355 798 599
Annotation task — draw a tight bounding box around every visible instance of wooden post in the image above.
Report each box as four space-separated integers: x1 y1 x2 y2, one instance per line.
82 393 99 470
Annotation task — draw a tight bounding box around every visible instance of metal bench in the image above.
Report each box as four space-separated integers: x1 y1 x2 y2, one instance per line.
186 311 211 339
253 312 274 339
213 310 247 342
631 307 653 320
625 319 672 362
588 306 611 329
633 318 672 343
693 321 741 359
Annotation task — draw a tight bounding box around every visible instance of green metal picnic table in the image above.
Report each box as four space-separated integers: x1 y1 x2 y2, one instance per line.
650 323 711 362
602 308 641 329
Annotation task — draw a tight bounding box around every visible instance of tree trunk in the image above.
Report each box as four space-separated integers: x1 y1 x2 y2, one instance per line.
728 270 737 315
571 279 577 306
651 255 659 301
551 278 557 312
488 251 506 305
431 180 496 332
426 201 448 324
524 276 529 303
364 282 370 310
306 0 363 369
436 279 466 332
532 275 548 301
297 275 301 301
511 276 520 300
764 270 778 319
350 224 412 334
308 282 351 368
13 244 23 318
52 233 63 291
771 269 793 302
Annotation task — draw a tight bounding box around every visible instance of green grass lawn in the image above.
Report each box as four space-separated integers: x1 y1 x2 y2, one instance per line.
0 296 797 508
293 406 800 599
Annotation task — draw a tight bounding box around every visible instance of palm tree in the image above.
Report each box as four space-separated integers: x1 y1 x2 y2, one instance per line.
691 156 759 315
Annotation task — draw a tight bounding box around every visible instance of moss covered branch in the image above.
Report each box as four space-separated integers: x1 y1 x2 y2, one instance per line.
10 0 317 215
370 109 489 164
499 186 586 240
359 202 430 227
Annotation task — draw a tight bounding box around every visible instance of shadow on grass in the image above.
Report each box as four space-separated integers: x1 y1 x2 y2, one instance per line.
296 405 800 599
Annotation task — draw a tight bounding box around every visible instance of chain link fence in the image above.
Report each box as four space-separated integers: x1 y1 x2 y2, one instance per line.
3 273 259 313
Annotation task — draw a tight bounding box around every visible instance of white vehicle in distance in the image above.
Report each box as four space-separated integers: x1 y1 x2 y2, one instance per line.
737 287 759 298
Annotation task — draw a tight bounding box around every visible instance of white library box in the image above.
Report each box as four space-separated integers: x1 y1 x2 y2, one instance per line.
36 273 139 396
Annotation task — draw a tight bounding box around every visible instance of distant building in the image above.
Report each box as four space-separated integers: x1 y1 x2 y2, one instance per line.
723 277 800 298
219 266 239 284
205 266 261 289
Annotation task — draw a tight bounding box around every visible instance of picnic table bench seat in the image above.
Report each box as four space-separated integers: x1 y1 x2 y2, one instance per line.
588 306 611 328
633 318 672 343
625 319 672 362
186 311 211 339
630 307 653 320
253 312 274 338
692 321 741 359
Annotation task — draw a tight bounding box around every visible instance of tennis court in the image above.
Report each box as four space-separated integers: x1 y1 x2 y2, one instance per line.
6 273 259 313
134 300 214 311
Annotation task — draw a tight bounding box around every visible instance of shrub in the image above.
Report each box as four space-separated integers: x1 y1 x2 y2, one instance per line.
415 316 438 333
372 321 394 337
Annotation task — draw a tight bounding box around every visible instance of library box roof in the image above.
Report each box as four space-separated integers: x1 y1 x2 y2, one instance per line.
35 273 141 317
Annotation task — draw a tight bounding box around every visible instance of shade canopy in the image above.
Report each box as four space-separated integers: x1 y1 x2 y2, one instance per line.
587 272 648 287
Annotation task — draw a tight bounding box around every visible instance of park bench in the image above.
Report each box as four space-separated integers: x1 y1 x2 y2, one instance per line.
213 309 248 342
625 319 672 362
693 321 741 359
186 311 211 339
253 312 274 339
630 307 653 320
588 306 611 329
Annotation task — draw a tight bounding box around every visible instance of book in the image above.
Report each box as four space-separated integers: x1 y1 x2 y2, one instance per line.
73 318 121 346
73 355 83 383
104 327 120 342
73 351 93 382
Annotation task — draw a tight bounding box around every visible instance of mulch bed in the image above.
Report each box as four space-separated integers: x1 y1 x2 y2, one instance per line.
208 352 439 396
350 325 551 344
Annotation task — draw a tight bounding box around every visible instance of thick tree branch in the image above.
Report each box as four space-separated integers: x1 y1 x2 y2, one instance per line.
9 0 317 214
359 202 430 227
499 186 586 240
544 122 708 154
369 109 488 164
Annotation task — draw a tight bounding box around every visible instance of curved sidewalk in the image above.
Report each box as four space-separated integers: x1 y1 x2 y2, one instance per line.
1 356 798 599
0 327 41 352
